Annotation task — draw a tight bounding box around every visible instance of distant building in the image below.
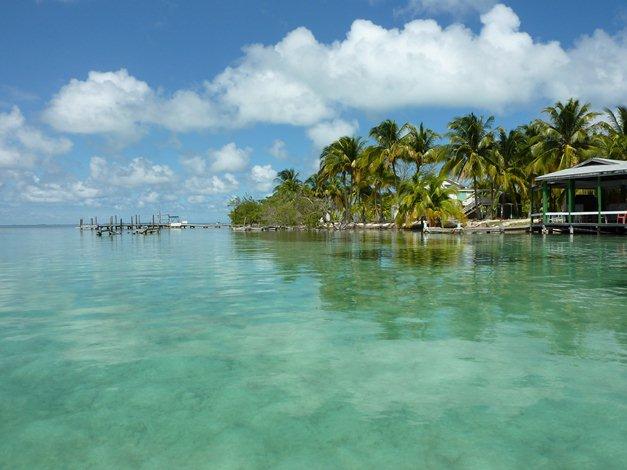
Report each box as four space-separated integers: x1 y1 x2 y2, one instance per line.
443 179 492 219
531 158 627 234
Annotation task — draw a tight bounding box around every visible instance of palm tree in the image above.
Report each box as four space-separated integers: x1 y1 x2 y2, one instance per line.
355 146 394 222
403 123 440 174
595 106 627 161
531 99 599 173
490 128 529 217
319 136 365 221
396 173 465 227
441 113 495 219
274 168 301 193
603 106 627 136
369 120 410 183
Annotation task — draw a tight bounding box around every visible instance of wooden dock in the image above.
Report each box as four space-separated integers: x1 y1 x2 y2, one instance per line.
77 215 228 236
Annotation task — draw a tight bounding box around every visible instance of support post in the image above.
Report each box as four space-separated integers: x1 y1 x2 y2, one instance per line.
596 176 602 225
567 179 574 224
542 181 549 224
529 186 534 220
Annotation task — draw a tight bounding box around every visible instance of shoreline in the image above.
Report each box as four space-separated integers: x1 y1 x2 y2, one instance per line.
231 218 531 234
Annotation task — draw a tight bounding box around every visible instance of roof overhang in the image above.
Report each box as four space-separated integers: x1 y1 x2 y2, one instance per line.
535 158 627 183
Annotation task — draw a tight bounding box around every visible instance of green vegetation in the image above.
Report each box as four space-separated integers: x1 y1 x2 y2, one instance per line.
229 99 626 227
229 171 326 228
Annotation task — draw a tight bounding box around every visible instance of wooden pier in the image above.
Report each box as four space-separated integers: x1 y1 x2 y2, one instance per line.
77 214 228 236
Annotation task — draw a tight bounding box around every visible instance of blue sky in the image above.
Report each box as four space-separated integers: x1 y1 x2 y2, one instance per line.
1 0 626 224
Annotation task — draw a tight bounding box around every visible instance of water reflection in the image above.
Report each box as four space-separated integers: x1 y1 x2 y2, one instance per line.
231 231 627 359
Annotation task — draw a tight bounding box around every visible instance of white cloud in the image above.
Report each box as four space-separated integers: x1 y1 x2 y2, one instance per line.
250 164 277 191
268 139 288 159
155 90 220 132
89 156 175 188
209 62 334 127
39 4 627 143
20 180 100 203
546 28 627 104
185 173 239 196
43 70 153 138
307 119 359 148
138 191 160 207
180 155 208 174
0 106 72 168
209 142 250 173
43 70 219 138
205 4 627 111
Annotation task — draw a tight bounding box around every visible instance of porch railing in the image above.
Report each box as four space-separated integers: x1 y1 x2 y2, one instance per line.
531 211 627 225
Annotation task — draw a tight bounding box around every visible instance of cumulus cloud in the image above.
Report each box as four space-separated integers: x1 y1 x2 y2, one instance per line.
209 142 251 173
250 164 277 191
268 139 288 159
0 106 72 168
546 28 627 103
41 6 627 143
307 119 359 148
209 62 334 127
43 70 153 137
89 156 175 188
42 70 219 138
185 173 239 197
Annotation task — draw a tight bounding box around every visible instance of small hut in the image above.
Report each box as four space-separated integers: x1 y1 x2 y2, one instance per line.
531 158 627 233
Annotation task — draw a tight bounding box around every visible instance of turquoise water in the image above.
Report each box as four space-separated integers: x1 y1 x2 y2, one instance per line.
0 227 626 469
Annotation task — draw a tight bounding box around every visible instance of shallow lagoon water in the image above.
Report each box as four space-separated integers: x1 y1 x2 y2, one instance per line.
0 227 625 468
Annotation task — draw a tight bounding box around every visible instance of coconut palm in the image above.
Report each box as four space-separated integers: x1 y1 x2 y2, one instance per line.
441 113 495 219
531 99 599 173
319 136 365 220
403 123 440 174
594 106 627 160
274 168 301 193
396 173 465 227
602 106 627 136
369 120 410 184
490 128 529 217
355 146 394 222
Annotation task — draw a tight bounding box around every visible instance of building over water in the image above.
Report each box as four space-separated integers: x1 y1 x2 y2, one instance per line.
531 158 627 234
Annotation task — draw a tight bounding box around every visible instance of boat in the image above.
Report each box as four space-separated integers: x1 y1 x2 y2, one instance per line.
168 215 183 228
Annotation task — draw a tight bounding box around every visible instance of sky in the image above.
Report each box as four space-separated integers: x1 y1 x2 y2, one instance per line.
1 0 626 224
